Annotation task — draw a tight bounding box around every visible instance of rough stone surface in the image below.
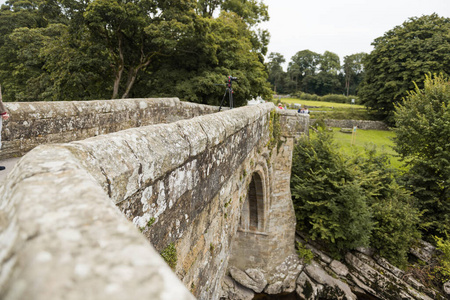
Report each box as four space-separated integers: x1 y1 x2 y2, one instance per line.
444 281 450 295
220 276 254 300
410 240 436 263
264 255 303 294
304 261 356 300
310 119 390 130
0 146 195 300
229 267 267 293
329 260 348 277
292 238 444 300
374 255 404 278
0 98 220 160
0 101 309 300
345 252 434 300
296 271 322 300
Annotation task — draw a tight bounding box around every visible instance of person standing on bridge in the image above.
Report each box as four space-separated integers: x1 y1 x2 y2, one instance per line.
0 85 10 171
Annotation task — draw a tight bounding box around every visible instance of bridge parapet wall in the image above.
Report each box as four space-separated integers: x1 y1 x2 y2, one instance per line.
0 98 219 159
0 101 311 300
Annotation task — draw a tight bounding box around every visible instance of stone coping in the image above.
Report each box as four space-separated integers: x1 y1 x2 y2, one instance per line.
0 103 274 300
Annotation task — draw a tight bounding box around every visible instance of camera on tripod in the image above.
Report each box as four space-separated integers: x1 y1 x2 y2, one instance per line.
219 76 238 111
228 76 238 82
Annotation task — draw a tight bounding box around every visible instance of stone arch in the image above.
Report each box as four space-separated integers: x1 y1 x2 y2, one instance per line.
240 171 266 232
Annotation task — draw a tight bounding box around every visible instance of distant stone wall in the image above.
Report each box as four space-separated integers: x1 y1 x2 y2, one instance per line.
0 102 309 300
311 119 390 130
0 98 219 159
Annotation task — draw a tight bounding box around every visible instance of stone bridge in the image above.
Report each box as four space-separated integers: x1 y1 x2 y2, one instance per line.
0 98 309 300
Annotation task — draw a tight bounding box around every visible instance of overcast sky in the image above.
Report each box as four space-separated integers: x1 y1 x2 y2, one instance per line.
262 0 450 69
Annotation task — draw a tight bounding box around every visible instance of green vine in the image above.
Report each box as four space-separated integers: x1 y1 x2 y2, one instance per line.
267 110 282 152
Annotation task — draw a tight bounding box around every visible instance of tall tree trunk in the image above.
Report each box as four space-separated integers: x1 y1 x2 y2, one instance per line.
121 50 156 98
122 67 139 99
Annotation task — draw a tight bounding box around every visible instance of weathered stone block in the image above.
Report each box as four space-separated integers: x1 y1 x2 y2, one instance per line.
229 267 267 293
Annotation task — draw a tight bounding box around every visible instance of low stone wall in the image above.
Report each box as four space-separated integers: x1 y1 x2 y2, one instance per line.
311 119 390 130
0 98 219 159
0 102 309 300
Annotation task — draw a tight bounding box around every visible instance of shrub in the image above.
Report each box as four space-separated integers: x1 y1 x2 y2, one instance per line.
296 242 314 264
434 236 450 283
394 74 450 237
322 94 349 103
292 131 421 266
291 131 373 255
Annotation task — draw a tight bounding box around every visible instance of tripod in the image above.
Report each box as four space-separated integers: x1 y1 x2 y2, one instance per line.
219 76 237 111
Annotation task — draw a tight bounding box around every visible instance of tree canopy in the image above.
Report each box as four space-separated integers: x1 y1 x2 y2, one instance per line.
0 0 271 104
266 49 364 97
358 14 450 124
394 74 450 237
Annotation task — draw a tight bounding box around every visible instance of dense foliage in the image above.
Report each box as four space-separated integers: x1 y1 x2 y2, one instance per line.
291 132 421 266
0 0 272 104
266 50 366 97
358 14 450 124
291 132 373 255
394 74 450 238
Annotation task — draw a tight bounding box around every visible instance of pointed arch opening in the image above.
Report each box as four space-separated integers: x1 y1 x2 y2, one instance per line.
240 172 265 232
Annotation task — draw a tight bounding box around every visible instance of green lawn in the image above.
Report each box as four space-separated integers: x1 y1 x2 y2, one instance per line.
276 98 403 168
276 97 365 109
312 128 405 170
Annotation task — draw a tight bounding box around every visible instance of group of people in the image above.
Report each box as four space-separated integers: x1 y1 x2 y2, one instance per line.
0 85 10 171
277 103 309 114
298 106 309 114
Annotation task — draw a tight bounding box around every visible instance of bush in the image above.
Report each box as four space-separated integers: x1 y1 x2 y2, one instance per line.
296 242 314 264
291 132 373 255
322 94 349 103
291 132 421 266
353 146 421 268
370 188 421 268
435 236 450 283
394 74 450 237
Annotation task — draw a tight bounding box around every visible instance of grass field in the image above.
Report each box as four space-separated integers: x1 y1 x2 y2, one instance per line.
317 128 405 170
275 97 365 109
275 97 403 168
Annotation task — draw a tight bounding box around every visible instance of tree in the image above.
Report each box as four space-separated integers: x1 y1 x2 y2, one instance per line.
287 49 320 91
143 11 272 106
267 52 286 93
0 0 272 102
319 50 340 74
291 132 373 255
343 52 366 96
352 146 421 268
394 74 450 237
83 0 196 99
358 14 450 124
0 22 111 101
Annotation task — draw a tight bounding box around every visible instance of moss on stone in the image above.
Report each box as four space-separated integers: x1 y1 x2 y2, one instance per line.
160 242 177 270
147 217 155 227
